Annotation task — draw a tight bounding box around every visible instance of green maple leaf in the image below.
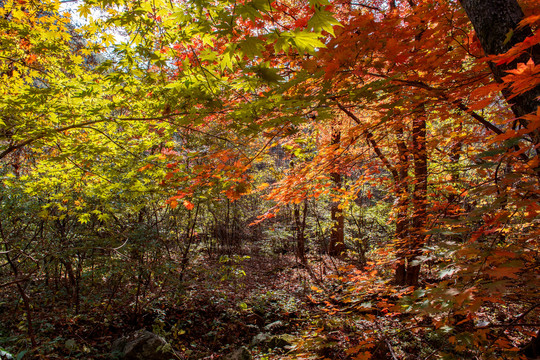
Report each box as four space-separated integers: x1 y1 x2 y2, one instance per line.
292 31 326 52
240 37 264 58
307 9 342 37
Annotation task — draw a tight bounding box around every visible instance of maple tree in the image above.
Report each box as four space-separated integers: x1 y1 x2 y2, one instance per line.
0 0 539 358
249 0 539 356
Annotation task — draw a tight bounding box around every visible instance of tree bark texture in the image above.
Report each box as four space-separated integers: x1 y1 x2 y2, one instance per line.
394 126 411 285
328 129 346 257
294 199 308 264
460 0 540 133
406 110 428 287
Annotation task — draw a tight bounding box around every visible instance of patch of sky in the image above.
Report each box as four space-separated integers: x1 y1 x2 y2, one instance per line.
59 0 129 61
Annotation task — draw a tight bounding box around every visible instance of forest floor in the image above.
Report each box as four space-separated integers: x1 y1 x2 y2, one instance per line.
146 248 368 359
0 244 533 359
0 245 397 359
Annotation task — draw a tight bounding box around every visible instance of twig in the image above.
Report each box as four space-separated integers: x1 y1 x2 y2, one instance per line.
485 303 540 349
477 323 540 329
374 319 399 360
0 277 31 288
511 303 540 324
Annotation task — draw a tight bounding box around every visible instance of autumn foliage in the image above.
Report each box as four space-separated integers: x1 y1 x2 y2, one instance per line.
0 0 539 358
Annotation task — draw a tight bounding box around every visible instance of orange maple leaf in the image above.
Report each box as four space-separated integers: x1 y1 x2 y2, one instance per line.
183 200 195 210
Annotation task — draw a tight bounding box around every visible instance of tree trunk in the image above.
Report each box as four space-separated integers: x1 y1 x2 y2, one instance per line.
394 125 410 285
4 248 37 348
460 0 540 150
448 122 462 207
406 109 428 287
294 199 308 264
328 129 346 257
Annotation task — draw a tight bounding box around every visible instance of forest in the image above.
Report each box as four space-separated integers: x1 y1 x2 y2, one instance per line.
0 0 539 359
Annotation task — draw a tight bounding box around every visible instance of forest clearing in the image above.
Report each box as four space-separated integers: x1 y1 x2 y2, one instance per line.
0 0 539 359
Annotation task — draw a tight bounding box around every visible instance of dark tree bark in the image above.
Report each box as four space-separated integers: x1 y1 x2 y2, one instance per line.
448 122 462 207
329 174 345 257
522 330 540 359
407 110 428 287
460 0 540 147
328 128 346 257
294 199 308 264
394 125 411 285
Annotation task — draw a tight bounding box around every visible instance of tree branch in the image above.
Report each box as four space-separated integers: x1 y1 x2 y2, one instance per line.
335 101 400 182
